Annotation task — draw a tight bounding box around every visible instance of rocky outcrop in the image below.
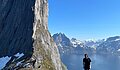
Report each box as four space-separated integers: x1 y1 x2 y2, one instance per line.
32 1 66 70
0 0 66 70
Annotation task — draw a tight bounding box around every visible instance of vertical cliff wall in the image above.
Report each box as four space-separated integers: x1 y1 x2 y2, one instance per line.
32 0 65 70
0 0 35 57
0 0 66 70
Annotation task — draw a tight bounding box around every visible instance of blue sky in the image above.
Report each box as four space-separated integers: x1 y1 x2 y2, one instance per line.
48 0 120 40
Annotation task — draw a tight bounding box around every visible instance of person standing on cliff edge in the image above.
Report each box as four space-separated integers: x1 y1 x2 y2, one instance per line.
83 54 91 70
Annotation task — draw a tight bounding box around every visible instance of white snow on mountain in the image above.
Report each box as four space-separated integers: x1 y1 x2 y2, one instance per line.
117 49 120 52
53 33 120 55
0 53 24 69
58 43 63 47
115 38 120 41
91 45 97 50
71 38 83 47
14 53 24 59
0 56 11 69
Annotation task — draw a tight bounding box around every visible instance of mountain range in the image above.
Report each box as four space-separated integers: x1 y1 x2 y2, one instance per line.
53 33 120 55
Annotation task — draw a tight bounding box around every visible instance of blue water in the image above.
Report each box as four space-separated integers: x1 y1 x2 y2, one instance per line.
61 54 120 70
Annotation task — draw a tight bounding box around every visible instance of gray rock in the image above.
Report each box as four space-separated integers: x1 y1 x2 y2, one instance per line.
0 0 66 70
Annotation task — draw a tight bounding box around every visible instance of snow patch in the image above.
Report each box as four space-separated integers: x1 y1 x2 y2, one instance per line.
16 62 21 66
0 56 11 69
117 49 120 52
16 61 23 66
14 53 24 59
91 45 96 50
71 39 83 47
58 43 63 47
115 38 120 41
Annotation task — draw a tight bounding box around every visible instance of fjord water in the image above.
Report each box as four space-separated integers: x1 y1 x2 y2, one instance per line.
61 54 120 70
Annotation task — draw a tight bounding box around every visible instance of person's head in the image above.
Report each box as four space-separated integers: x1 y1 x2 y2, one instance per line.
84 54 88 58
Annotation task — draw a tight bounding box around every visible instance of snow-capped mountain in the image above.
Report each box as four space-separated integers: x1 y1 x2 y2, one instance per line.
71 38 84 47
84 39 105 50
53 33 74 54
53 33 120 55
53 33 72 47
97 36 120 55
53 33 97 54
53 33 99 48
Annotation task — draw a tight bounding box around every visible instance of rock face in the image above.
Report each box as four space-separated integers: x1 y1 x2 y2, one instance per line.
0 0 35 57
0 0 66 70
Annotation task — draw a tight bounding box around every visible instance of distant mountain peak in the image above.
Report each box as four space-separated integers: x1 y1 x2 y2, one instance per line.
71 38 77 41
56 32 65 35
53 33 72 47
106 36 120 42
